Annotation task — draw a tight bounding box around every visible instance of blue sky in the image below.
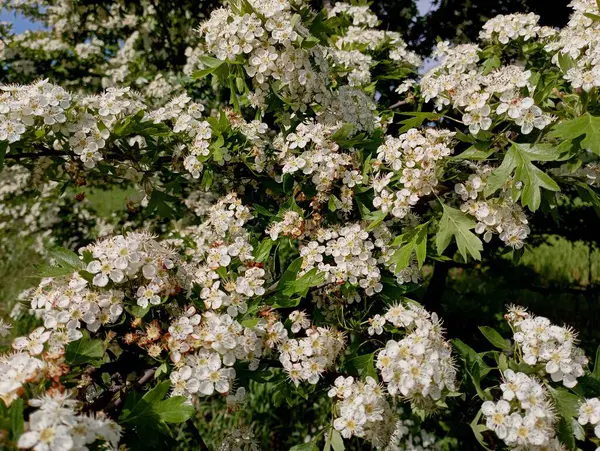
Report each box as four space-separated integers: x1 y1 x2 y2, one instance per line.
0 11 42 33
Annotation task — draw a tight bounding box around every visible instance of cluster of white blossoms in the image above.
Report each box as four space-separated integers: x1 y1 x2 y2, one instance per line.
0 80 149 168
198 0 330 112
267 210 304 241
455 164 530 249
329 376 402 448
68 86 144 168
328 2 378 27
20 232 179 364
330 49 373 86
300 223 383 297
277 327 345 385
278 312 345 385
159 194 289 399
479 13 554 44
0 80 217 176
506 306 588 387
546 0 600 92
329 375 444 449
578 398 600 440
333 25 421 68
275 121 357 206
375 302 457 404
420 42 554 135
481 370 562 449
17 391 121 451
149 93 213 179
373 128 455 220
166 308 271 399
0 352 44 406
179 194 268 318
0 80 70 143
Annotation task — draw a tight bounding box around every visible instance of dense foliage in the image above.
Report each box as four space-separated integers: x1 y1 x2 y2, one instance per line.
2 0 600 450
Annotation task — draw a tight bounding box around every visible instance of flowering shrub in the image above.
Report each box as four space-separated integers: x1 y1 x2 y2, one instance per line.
2 0 600 450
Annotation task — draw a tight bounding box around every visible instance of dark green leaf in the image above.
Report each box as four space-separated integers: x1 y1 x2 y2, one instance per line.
436 203 482 261
550 113 600 156
155 396 195 424
65 332 105 366
478 326 510 350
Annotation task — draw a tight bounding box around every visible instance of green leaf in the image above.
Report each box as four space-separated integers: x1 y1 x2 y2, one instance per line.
290 441 319 451
478 326 510 350
557 416 575 450
330 429 344 451
282 268 326 297
364 210 387 231
584 12 600 22
396 112 440 132
470 410 491 451
344 352 378 380
255 238 274 263
49 247 85 270
154 396 195 424
192 56 225 79
65 331 105 366
436 203 482 261
277 257 303 290
120 381 191 430
482 55 501 75
9 398 24 440
550 113 600 156
485 143 560 211
452 144 494 161
452 339 492 378
390 223 428 271
593 345 600 380
549 386 581 419
253 204 276 217
557 52 576 73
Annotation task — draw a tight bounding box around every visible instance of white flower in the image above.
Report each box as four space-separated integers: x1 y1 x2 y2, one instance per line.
18 416 73 451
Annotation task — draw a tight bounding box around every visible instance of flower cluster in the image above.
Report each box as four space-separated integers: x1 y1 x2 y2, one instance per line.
506 306 588 387
546 0 600 92
300 223 382 298
455 164 530 249
375 302 457 405
275 121 357 206
578 397 600 440
480 13 552 44
0 352 44 406
17 391 121 451
328 3 378 27
481 370 561 449
0 80 70 144
373 128 455 219
198 0 330 111
267 210 304 241
278 312 345 385
149 93 212 179
167 309 270 399
329 376 400 447
421 44 554 135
